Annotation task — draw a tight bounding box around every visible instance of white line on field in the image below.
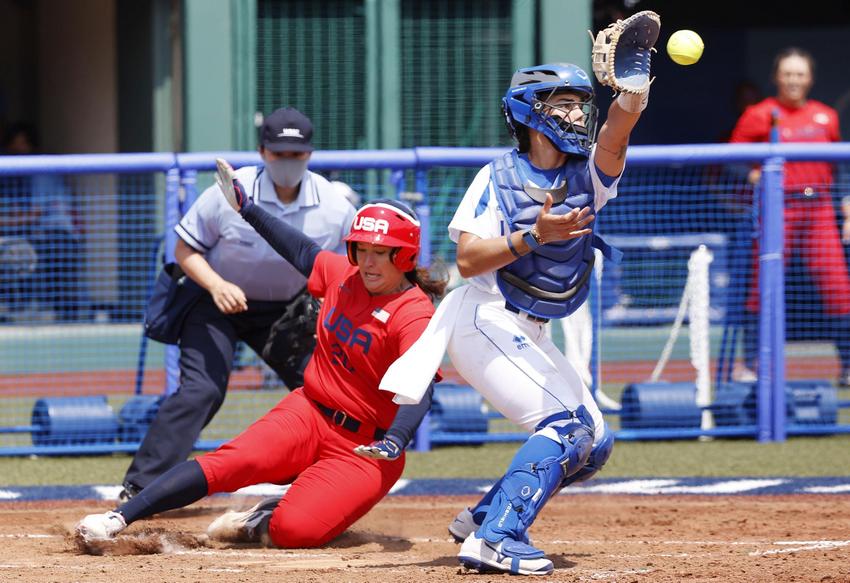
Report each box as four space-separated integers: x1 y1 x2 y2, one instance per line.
749 540 850 556
803 484 850 493
561 478 786 495
93 485 123 500
172 549 335 559
549 539 770 546
388 479 411 494
0 534 58 538
232 483 290 497
231 479 411 500
588 568 654 579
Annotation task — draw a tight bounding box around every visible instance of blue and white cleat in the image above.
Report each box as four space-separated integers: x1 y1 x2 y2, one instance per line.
458 532 553 576
449 507 532 546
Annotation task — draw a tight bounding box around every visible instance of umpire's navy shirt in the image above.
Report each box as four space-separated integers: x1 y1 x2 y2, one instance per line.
175 165 356 301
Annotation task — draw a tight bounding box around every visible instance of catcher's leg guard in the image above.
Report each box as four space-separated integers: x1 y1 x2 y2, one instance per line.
560 425 614 488
477 406 595 544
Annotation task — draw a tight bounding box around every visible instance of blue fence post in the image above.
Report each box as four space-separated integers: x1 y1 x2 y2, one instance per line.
412 167 433 452
590 258 601 395
180 169 200 212
162 168 201 396
757 155 786 442
163 167 182 396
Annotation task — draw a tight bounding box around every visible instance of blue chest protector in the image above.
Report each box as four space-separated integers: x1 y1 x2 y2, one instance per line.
491 151 620 320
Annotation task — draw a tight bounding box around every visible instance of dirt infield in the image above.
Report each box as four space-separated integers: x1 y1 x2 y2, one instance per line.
0 495 848 582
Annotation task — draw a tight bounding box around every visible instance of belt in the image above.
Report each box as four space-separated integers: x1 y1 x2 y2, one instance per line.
312 400 386 440
505 303 550 324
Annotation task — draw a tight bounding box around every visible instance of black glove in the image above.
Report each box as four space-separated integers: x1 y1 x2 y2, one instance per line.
261 289 320 389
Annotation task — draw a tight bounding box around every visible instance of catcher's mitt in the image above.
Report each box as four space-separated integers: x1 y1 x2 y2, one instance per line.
262 288 320 389
590 10 661 94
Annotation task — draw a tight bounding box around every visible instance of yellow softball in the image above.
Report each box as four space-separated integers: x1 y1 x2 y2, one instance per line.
666 30 704 66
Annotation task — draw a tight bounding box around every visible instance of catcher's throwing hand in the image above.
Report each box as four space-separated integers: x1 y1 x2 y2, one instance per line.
210 280 248 314
590 10 661 94
534 193 594 244
215 158 253 213
353 437 403 461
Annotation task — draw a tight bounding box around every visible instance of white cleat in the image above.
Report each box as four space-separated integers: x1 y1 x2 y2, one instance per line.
448 507 477 542
458 532 553 576
206 497 279 544
75 511 127 541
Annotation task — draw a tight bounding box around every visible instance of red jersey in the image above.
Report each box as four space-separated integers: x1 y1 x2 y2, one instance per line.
730 97 840 194
303 251 435 429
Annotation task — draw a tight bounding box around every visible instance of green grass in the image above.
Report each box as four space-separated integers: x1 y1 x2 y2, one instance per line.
1 434 848 486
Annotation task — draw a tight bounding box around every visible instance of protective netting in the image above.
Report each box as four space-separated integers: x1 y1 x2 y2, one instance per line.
0 152 848 454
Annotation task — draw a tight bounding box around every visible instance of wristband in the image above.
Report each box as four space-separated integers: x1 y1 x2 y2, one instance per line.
522 227 542 251
616 88 649 113
506 233 522 258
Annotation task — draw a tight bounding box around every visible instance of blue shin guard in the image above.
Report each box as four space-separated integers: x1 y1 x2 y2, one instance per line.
478 407 594 544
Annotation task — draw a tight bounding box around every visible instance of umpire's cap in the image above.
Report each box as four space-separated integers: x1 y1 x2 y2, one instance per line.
260 107 314 153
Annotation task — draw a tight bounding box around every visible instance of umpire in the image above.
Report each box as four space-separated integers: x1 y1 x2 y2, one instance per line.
120 107 356 501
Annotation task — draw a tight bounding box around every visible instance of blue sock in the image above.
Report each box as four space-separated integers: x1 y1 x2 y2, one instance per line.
118 460 208 524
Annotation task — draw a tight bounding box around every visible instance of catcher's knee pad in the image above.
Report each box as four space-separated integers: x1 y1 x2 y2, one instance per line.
560 425 614 488
533 405 596 478
479 407 594 544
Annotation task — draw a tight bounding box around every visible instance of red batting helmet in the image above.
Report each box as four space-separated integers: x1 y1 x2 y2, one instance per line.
345 199 421 272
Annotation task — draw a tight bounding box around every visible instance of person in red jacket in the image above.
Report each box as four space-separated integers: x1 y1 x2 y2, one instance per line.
730 47 850 386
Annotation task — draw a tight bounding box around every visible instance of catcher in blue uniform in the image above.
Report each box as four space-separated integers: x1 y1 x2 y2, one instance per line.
440 11 661 575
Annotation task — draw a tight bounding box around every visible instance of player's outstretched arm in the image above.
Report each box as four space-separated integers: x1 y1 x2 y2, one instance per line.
590 10 660 177
354 382 435 461
215 158 321 277
595 103 641 177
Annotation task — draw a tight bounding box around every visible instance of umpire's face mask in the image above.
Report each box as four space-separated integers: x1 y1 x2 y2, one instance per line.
266 157 309 188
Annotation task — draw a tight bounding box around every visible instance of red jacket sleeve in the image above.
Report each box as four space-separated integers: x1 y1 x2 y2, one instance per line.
730 104 770 144
307 251 349 299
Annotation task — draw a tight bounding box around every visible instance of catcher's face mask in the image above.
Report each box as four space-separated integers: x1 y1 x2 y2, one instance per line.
503 63 599 157
532 89 598 154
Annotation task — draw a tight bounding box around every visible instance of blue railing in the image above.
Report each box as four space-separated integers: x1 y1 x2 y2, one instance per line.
0 144 848 455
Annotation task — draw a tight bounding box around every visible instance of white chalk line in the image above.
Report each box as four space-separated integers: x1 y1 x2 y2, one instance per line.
588 568 654 579
804 484 850 493
749 540 850 556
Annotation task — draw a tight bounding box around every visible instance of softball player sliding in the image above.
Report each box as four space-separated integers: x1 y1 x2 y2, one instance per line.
76 161 446 548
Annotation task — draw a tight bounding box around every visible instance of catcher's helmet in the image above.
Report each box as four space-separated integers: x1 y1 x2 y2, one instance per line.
345 199 420 272
502 63 598 157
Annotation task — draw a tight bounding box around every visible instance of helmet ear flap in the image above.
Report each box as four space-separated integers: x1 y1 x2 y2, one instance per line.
390 248 417 272
346 241 358 266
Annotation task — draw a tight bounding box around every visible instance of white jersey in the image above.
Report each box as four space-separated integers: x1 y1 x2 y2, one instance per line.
447 146 621 295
